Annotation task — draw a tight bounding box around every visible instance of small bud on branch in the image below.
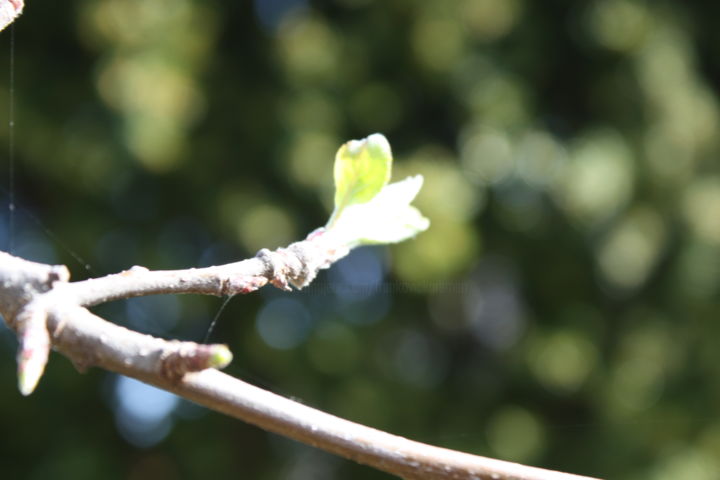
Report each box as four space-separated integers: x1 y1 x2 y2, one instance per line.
161 341 233 380
16 305 50 396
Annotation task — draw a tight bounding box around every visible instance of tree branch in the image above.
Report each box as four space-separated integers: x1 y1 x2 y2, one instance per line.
62 227 346 306
0 235 599 480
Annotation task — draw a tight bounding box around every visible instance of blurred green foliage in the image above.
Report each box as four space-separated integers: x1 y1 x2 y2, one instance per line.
2 0 720 479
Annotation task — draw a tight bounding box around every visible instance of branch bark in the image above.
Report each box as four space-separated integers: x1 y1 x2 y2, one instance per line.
0 234 600 480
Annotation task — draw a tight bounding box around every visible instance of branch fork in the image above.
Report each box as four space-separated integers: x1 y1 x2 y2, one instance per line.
2 226 351 396
0 238 598 480
0 133 596 479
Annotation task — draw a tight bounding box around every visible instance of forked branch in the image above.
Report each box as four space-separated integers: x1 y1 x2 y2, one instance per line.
0 239 598 480
0 133 597 478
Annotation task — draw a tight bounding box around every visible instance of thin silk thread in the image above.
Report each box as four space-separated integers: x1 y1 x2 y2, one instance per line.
203 295 234 343
7 22 15 253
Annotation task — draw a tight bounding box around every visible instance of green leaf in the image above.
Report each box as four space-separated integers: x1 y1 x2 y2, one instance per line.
328 133 392 228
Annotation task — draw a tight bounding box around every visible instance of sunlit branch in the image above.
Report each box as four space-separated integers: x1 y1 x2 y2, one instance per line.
0 243 598 480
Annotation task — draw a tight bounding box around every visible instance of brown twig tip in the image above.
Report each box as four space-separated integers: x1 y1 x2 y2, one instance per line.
160 341 233 380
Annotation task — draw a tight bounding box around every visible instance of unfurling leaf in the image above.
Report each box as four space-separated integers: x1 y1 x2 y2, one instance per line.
328 133 392 228
325 133 429 246
329 175 430 247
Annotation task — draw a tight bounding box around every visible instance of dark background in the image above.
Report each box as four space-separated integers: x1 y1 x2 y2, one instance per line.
2 1 720 479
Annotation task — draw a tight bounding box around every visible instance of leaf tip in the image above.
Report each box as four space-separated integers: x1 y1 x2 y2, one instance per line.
366 133 392 160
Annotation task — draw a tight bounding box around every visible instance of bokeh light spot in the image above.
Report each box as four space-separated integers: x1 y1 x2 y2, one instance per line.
682 178 720 246
329 247 384 302
515 130 567 188
412 17 464 73
555 129 634 227
460 126 514 185
277 14 340 83
113 375 180 448
588 0 651 52
596 207 666 293
237 203 297 253
606 318 673 417
527 329 597 394
286 132 337 191
486 406 545 463
460 0 521 42
256 298 312 350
